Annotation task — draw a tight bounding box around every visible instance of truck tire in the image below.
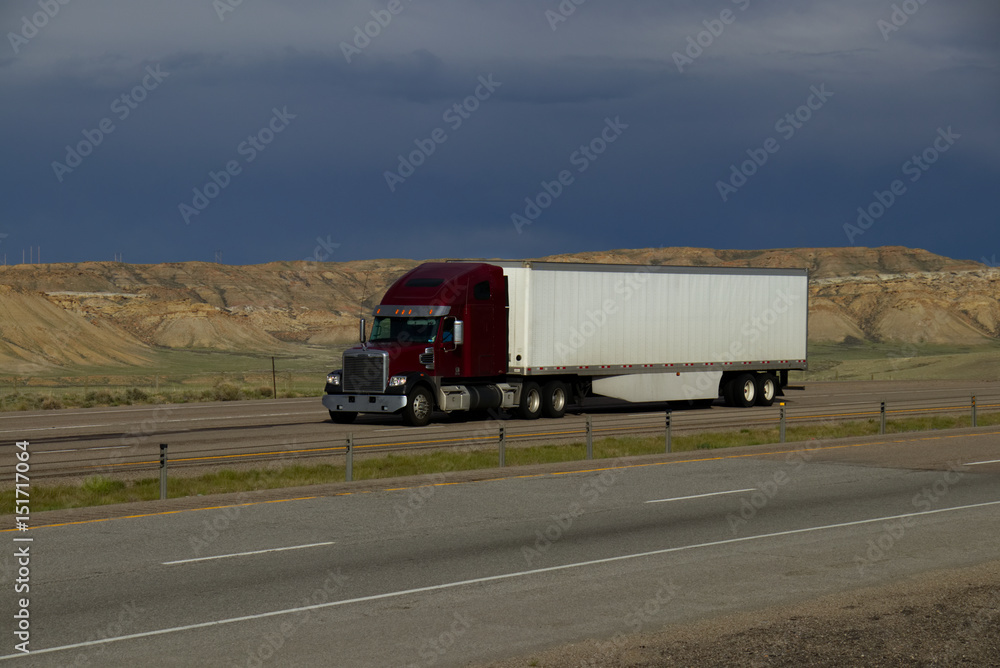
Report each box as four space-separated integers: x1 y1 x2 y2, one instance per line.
402 386 434 427
731 373 757 408
541 381 568 418
755 373 777 407
329 410 357 424
516 381 542 420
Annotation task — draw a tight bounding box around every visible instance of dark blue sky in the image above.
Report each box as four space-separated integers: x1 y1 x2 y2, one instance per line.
2 0 998 266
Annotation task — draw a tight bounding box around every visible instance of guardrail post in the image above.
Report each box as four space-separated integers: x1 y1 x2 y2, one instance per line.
779 404 785 444
880 401 886 435
499 425 506 467
664 412 672 454
159 443 167 500
345 433 353 482
972 395 977 428
586 415 593 460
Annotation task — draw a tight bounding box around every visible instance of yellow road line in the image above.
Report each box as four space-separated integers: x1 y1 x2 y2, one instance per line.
10 429 999 533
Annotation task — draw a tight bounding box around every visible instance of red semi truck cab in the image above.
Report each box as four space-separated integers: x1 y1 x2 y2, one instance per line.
323 263 510 426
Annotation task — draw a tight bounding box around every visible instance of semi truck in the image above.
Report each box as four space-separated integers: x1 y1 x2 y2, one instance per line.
323 261 808 426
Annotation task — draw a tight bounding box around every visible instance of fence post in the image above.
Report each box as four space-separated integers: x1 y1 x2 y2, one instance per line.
779 404 785 444
880 400 886 435
159 443 167 500
586 415 593 460
499 425 506 467
271 356 277 399
345 433 353 482
972 396 977 428
665 411 672 454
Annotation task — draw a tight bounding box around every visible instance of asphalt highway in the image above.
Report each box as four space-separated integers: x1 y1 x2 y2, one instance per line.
1 380 998 479
1 426 998 666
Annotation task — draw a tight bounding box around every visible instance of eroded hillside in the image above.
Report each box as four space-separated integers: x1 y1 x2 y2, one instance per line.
0 246 996 373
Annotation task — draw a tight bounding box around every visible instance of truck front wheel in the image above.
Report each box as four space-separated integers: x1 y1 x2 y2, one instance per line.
402 386 434 427
541 381 568 418
516 381 542 420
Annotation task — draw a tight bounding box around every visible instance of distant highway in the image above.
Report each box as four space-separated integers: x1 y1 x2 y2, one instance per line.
1 380 997 478
2 426 998 665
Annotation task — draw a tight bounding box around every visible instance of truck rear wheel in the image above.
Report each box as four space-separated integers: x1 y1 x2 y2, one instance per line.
329 410 357 424
541 381 568 418
755 373 777 407
725 374 757 408
735 373 757 407
516 381 542 420
402 386 434 427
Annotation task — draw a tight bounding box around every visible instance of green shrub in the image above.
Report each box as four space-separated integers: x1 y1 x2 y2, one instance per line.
212 382 241 401
124 388 150 404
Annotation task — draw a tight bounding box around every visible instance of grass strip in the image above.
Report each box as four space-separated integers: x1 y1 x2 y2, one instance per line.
6 411 997 513
0 385 320 411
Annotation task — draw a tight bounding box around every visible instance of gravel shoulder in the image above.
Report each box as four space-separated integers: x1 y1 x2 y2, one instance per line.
482 560 1000 668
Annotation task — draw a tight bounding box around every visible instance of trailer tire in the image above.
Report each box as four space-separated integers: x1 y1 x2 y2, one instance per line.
541 381 568 419
516 381 543 420
329 410 357 424
755 374 777 407
731 373 757 408
402 386 434 427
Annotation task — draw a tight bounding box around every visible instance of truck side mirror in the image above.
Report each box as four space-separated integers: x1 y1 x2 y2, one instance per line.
359 318 367 344
453 320 464 345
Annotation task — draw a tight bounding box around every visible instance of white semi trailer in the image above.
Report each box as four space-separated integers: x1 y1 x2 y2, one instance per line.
323 261 809 425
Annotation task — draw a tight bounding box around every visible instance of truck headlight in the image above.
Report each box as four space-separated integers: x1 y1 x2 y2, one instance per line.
388 375 407 387
326 372 342 386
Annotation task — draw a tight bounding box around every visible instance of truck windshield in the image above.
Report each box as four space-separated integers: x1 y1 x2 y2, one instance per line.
370 317 440 344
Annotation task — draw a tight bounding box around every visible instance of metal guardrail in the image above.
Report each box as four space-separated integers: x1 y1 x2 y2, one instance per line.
4 395 998 488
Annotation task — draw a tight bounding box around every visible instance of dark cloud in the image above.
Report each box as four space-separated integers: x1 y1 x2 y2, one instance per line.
0 0 996 265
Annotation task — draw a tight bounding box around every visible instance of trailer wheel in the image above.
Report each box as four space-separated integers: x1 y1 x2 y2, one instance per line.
755 374 777 407
516 381 542 420
541 381 568 419
730 373 757 408
329 410 357 424
402 386 434 427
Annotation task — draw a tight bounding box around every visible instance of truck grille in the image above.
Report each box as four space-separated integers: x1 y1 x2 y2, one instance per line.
343 352 387 393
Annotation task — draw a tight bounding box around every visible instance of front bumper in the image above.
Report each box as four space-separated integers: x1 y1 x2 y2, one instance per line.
323 393 407 414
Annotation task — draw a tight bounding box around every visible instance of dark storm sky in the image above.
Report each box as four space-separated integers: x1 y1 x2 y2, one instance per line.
2 0 997 266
